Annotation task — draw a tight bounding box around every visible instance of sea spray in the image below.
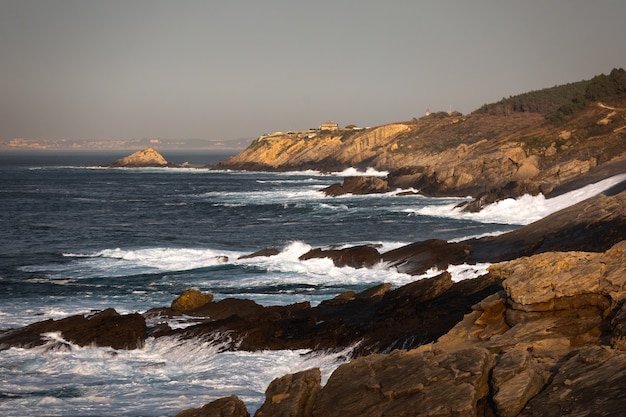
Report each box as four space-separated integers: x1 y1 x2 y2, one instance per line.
409 173 626 225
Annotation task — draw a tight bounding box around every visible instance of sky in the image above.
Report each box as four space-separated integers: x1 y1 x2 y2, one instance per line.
1 0 625 146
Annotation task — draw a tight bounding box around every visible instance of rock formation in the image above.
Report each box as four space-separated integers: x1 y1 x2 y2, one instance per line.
177 240 626 417
108 147 172 167
219 95 626 203
0 308 146 350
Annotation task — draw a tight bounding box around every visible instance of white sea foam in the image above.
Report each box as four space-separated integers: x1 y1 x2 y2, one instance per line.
408 173 626 225
332 167 389 177
0 335 354 416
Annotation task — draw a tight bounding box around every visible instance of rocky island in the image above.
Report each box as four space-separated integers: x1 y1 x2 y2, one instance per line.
3 69 626 416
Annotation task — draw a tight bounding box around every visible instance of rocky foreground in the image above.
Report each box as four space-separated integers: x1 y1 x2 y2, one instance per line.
176 239 626 417
2 187 626 416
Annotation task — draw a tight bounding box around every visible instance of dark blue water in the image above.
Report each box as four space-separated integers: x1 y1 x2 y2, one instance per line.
1 150 587 417
0 150 516 330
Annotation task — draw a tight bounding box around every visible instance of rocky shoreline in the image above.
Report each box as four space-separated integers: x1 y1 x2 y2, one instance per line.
8 72 626 415
2 186 626 416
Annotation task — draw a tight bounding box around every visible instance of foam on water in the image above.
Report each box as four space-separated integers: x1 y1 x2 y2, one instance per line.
0 334 354 416
409 174 626 225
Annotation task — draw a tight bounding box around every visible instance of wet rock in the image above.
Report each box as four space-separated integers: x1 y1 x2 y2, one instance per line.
321 176 388 196
299 245 381 268
254 368 321 417
381 239 472 275
457 180 542 212
238 248 280 259
171 289 214 313
0 308 147 350
518 347 626 417
174 395 249 417
491 349 549 417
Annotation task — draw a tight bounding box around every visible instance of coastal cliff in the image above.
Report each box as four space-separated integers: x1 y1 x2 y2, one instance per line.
220 69 626 201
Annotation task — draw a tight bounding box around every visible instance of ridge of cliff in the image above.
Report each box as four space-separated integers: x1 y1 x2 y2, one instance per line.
219 69 626 199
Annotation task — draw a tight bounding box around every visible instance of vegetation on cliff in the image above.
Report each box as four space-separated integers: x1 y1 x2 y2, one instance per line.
220 69 626 202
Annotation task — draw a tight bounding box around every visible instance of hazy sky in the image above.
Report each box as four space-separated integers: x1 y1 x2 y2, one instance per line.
1 0 625 144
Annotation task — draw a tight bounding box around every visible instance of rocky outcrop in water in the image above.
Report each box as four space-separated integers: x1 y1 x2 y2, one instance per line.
179 240 626 417
106 147 173 167
0 308 146 350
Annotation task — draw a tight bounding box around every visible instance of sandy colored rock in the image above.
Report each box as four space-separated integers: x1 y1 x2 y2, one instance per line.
171 289 214 313
110 147 169 167
491 240 626 311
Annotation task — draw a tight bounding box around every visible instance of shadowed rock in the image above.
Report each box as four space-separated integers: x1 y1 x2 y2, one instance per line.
321 176 388 196
0 308 146 350
156 272 502 355
299 245 381 268
254 368 321 417
173 395 249 417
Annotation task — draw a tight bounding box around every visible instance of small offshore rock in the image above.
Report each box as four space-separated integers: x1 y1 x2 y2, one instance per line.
171 289 214 313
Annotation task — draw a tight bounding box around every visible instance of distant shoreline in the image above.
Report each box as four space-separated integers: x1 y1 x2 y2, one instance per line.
0 148 240 167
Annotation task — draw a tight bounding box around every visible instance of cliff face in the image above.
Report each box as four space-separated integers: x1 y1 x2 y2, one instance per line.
220 101 626 197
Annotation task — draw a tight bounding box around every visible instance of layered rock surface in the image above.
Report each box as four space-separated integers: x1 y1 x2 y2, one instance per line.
220 101 626 201
181 240 626 417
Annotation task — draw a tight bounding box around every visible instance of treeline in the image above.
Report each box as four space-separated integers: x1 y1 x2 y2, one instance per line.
472 81 589 116
549 68 626 123
473 68 626 119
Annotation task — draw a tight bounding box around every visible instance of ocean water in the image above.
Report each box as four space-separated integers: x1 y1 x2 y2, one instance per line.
1 150 623 417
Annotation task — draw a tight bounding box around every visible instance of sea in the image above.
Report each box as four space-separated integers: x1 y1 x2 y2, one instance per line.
1 149 625 417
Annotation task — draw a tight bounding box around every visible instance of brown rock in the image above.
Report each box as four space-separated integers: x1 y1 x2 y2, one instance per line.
468 190 626 262
491 349 549 417
491 241 626 312
311 347 494 417
518 347 626 417
171 289 215 313
299 245 381 268
174 395 249 417
238 248 280 260
382 238 472 275
321 176 388 196
0 308 147 350
254 368 321 417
